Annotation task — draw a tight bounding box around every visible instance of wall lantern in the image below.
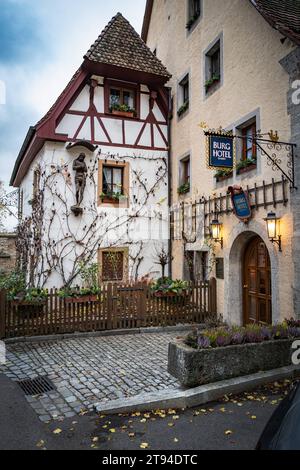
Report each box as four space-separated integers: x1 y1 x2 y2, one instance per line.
210 218 223 248
264 212 282 251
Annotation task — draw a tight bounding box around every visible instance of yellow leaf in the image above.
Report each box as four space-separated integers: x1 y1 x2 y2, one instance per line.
140 418 147 423
53 428 62 435
109 428 116 433
128 432 135 438
225 430 233 435
174 438 179 443
251 415 257 420
168 422 174 427
140 442 149 449
92 437 99 442
173 415 180 420
36 440 45 448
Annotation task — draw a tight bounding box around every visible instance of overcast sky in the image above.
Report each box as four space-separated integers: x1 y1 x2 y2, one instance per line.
0 0 146 192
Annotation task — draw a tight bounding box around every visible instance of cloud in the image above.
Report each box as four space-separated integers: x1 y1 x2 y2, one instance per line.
0 0 146 195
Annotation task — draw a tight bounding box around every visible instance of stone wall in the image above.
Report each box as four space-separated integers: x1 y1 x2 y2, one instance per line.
0 233 17 276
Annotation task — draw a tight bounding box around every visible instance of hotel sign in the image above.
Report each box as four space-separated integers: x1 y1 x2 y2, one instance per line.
206 131 235 169
228 185 252 223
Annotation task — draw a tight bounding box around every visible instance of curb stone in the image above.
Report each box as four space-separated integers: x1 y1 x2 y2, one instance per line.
94 365 300 414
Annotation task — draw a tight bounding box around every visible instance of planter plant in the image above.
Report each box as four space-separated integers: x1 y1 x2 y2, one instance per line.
110 104 136 118
214 168 233 182
177 182 190 195
236 158 257 175
205 74 220 93
100 191 126 203
177 101 189 117
151 277 189 299
58 262 101 303
168 323 300 387
186 12 200 31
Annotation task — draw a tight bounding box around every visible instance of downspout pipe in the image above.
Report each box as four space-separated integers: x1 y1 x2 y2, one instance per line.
167 87 173 279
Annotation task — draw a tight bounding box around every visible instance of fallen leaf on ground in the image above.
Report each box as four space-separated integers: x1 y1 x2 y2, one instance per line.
109 428 116 433
225 430 233 435
36 440 45 448
128 432 135 438
174 438 179 443
140 442 149 449
53 428 62 435
251 415 257 420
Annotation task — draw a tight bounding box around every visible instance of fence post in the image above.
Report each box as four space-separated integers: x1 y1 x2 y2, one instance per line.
0 290 6 339
208 278 217 315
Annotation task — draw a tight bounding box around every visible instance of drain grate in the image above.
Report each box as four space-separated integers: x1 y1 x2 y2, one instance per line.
17 376 55 396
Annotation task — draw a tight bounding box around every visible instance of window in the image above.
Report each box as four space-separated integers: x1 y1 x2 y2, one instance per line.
178 156 190 194
242 122 257 161
99 247 128 282
109 87 135 113
98 160 129 206
102 251 124 281
102 165 124 197
195 252 208 281
177 74 189 118
205 38 221 95
187 0 201 31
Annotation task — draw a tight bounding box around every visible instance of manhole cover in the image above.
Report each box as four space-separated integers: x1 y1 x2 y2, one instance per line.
17 376 55 396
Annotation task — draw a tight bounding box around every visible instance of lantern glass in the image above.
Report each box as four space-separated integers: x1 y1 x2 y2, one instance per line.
265 212 278 240
211 219 222 240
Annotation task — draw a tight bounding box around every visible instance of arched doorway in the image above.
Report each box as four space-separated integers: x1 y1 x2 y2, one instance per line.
243 236 272 325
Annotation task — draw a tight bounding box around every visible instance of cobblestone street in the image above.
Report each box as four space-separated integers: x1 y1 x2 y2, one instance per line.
1 332 180 422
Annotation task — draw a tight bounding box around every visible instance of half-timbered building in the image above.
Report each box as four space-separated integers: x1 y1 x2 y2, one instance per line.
10 13 171 288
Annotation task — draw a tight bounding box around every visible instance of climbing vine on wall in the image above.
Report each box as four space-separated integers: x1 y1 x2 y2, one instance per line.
17 149 168 288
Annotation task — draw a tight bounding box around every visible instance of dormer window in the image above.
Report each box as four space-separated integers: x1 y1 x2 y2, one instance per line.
109 86 136 117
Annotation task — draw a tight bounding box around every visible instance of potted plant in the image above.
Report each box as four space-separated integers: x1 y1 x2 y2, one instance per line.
151 277 189 300
58 286 101 304
186 11 201 31
214 168 233 183
100 191 126 204
59 262 101 303
177 101 189 117
110 104 136 118
177 182 190 195
236 158 257 175
205 74 220 93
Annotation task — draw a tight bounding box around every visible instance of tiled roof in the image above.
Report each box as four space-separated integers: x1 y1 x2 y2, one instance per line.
84 12 171 79
250 0 300 45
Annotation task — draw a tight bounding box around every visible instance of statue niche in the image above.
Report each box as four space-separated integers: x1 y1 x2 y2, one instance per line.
71 153 87 216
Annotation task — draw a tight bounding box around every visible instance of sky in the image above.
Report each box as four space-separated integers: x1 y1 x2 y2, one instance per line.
0 0 147 194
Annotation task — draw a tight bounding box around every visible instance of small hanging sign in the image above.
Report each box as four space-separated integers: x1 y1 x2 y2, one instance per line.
228 185 252 223
205 130 235 169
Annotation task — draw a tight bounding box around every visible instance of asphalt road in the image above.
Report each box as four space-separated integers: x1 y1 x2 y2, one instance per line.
0 373 292 450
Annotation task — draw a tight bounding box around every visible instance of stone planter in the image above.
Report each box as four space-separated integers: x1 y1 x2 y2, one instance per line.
168 338 296 387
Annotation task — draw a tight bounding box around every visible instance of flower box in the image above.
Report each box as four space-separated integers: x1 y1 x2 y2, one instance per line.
11 300 46 317
168 338 297 387
237 163 257 175
216 173 233 183
112 110 134 118
154 290 189 299
64 295 99 304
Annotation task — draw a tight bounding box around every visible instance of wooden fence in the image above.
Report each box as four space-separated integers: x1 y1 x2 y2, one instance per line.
0 279 217 339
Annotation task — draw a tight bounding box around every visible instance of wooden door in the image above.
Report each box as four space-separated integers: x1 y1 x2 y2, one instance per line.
243 236 272 325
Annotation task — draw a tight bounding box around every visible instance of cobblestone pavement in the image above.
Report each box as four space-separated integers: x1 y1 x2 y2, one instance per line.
1 332 180 423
